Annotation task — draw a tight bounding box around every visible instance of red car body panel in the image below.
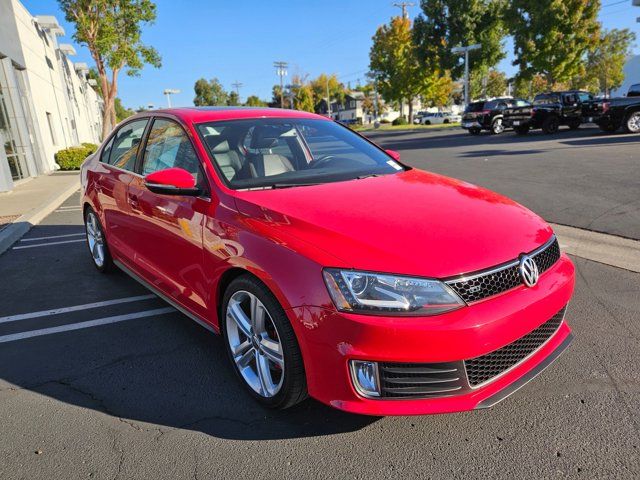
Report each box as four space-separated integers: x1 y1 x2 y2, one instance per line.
81 107 575 415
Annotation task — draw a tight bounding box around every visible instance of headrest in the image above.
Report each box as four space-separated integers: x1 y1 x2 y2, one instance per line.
251 137 278 149
211 139 230 153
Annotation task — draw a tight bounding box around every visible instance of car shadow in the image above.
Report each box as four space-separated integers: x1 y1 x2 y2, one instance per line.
0 237 378 441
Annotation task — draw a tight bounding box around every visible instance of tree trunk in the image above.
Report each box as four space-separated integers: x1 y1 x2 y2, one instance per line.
408 98 414 125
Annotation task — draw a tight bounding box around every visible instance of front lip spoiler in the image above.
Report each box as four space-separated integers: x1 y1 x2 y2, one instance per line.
475 332 573 409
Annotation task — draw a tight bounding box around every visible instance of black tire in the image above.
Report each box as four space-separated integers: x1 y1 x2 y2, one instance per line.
542 116 560 134
599 122 618 133
468 128 481 135
491 117 505 135
568 120 581 130
424 120 431 125
443 119 450 124
623 111 640 134
221 274 307 409
514 125 530 135
83 206 114 273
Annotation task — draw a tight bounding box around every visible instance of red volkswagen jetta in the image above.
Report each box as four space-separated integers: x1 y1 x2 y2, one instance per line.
80 107 574 415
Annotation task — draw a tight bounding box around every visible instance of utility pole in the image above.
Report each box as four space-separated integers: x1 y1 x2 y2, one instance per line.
451 44 481 106
231 81 243 101
326 78 332 117
393 2 415 18
273 61 288 108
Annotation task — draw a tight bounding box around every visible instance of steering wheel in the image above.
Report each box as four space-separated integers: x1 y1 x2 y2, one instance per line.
309 154 337 169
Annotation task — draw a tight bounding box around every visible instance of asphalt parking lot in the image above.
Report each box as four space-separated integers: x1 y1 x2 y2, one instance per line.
1 128 639 479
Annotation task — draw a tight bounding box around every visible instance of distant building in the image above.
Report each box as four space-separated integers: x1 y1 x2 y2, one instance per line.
611 55 640 98
0 0 103 192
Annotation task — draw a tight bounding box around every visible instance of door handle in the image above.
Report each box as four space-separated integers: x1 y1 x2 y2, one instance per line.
129 194 139 208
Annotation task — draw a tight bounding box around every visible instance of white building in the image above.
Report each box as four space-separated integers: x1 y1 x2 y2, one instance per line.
611 55 640 98
0 0 103 192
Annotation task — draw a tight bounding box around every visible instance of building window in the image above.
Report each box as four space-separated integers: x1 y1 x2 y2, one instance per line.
46 112 57 145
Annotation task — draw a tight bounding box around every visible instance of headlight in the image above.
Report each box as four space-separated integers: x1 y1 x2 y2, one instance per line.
322 269 465 316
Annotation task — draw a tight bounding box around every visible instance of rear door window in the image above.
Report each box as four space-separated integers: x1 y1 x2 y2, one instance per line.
628 84 640 97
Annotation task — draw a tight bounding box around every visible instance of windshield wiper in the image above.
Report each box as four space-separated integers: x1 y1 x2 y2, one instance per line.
267 182 323 189
355 173 383 180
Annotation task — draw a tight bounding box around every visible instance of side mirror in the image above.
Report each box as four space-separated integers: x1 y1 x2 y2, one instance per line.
144 167 200 196
385 149 401 161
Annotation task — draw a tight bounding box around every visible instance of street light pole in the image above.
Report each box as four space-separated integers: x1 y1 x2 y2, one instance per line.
163 89 180 108
452 44 481 106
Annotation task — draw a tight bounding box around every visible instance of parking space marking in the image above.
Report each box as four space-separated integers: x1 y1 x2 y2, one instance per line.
55 208 82 212
0 294 157 324
21 233 85 242
12 239 86 250
0 307 175 344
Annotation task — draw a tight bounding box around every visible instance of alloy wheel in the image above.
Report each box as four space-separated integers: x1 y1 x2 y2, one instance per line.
492 118 504 134
226 290 285 397
627 113 640 133
85 211 105 268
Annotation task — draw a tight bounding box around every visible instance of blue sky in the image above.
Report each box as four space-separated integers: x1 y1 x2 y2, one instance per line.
22 0 640 109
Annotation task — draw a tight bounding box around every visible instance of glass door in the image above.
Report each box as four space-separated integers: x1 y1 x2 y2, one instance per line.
0 86 28 181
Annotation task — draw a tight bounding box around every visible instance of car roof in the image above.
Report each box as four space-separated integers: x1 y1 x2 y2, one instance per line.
135 106 330 124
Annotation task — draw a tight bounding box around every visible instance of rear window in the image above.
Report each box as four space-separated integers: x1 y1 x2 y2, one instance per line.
628 84 640 97
465 102 485 113
533 94 560 105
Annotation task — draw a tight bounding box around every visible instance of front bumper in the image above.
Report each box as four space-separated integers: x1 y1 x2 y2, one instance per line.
287 254 575 415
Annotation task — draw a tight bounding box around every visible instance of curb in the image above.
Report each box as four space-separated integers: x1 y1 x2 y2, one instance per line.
0 178 81 256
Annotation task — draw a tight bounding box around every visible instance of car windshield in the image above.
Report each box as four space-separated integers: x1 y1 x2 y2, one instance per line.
533 94 560 105
197 118 405 189
465 102 485 113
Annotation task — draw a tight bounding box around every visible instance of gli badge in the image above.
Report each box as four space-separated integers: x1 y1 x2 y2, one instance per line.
519 255 539 287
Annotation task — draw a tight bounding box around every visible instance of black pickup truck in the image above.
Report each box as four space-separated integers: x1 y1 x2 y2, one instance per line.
503 91 594 135
461 98 531 135
583 83 640 133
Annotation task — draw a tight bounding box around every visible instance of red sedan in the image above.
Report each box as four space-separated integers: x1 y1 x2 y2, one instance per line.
80 107 574 415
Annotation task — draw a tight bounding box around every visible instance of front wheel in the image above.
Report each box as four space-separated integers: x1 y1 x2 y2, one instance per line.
624 112 640 134
84 207 114 273
424 120 431 125
222 274 307 409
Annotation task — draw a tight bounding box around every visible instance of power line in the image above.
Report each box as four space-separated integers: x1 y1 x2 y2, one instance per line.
601 0 628 7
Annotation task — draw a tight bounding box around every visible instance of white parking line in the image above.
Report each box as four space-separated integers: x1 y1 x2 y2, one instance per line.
55 208 82 212
0 307 175 344
57 206 81 210
21 233 85 242
12 239 86 250
0 294 157 324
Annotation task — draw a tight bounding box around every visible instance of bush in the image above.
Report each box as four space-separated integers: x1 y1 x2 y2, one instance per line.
55 145 95 170
392 117 408 126
81 142 98 154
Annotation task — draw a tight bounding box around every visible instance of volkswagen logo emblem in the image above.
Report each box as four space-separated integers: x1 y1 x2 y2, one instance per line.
519 255 539 287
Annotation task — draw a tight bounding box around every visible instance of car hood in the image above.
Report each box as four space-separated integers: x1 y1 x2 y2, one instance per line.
233 169 553 278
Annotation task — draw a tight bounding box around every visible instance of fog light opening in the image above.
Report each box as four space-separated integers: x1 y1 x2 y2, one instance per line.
350 360 381 398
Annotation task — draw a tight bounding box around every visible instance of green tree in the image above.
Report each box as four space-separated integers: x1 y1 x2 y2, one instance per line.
289 78 316 112
582 28 636 96
513 74 550 100
471 68 507 98
309 74 346 110
193 78 227 106
226 91 240 106
507 0 600 86
244 95 268 107
59 0 161 139
413 0 507 79
270 85 290 108
114 97 134 121
370 16 431 122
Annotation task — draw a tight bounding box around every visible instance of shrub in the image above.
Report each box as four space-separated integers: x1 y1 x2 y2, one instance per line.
55 145 94 170
81 142 98 154
392 117 408 126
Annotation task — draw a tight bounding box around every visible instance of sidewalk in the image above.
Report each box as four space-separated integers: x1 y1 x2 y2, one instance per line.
0 172 80 254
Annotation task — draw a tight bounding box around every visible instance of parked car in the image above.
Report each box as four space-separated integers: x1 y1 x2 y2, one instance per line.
413 111 428 124
461 98 531 135
420 112 461 125
583 83 640 133
503 91 593 134
80 107 575 415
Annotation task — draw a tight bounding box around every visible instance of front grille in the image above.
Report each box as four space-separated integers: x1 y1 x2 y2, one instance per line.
446 237 561 303
464 306 566 387
379 362 466 398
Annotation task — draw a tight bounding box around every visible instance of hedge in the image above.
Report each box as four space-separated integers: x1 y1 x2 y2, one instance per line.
392 117 408 126
54 143 98 170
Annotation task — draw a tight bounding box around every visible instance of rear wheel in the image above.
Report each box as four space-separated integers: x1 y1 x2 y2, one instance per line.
568 119 581 130
84 207 114 273
624 112 640 134
542 116 560 134
514 125 530 135
222 274 307 409
491 118 505 134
